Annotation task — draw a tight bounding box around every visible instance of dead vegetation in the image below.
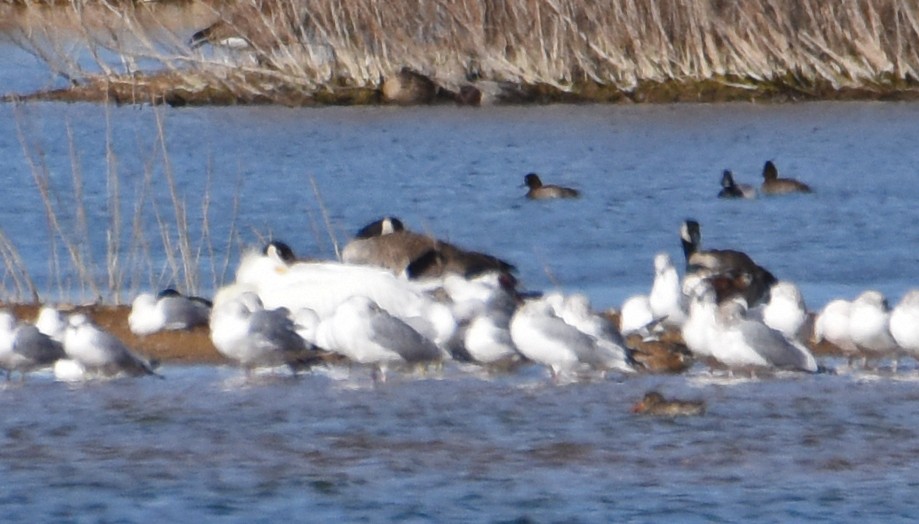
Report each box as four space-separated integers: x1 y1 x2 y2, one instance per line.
4 0 919 105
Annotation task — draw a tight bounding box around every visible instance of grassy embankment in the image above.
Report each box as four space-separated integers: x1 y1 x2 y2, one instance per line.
4 0 919 105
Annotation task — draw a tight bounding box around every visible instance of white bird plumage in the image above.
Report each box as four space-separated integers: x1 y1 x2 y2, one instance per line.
235 245 456 347
619 294 654 336
848 290 898 356
649 252 687 328
0 311 65 379
209 290 314 373
716 299 818 372
510 296 633 379
890 290 919 356
814 298 857 354
129 289 211 336
758 281 807 341
315 295 443 375
63 313 159 378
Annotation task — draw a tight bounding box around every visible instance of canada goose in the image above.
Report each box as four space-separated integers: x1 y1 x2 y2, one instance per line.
341 217 516 280
760 161 812 195
523 173 580 199
680 219 777 307
718 170 756 199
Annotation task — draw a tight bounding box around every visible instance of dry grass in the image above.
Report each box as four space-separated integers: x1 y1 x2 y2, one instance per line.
7 103 236 305
4 0 919 104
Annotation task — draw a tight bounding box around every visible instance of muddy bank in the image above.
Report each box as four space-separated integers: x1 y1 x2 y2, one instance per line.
11 69 919 107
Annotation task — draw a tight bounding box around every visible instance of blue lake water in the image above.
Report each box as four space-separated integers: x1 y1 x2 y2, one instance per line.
2 38 919 522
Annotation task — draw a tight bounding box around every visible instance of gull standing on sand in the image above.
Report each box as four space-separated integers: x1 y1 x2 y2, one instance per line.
210 291 316 374
681 280 722 360
63 314 160 378
0 311 65 380
890 290 919 357
848 290 898 358
129 289 212 336
813 298 858 356
757 281 808 341
35 305 68 344
715 299 818 373
315 295 443 379
554 293 633 373
619 294 655 336
649 252 687 328
510 297 632 379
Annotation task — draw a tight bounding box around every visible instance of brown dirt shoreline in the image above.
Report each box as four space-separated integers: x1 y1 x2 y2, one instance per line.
6 303 226 365
11 71 919 107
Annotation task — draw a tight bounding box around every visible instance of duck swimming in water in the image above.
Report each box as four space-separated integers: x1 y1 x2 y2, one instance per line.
523 173 580 200
631 391 705 416
718 170 756 199
760 161 812 195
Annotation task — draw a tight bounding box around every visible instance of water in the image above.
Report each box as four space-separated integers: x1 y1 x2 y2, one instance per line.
3 39 919 521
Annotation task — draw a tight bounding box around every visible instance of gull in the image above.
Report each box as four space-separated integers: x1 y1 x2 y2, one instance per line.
681 280 721 360
890 290 919 357
848 290 898 362
813 298 858 356
649 252 688 328
715 299 818 373
235 241 456 347
35 305 68 344
129 289 211 336
210 291 316 374
619 294 654 336
510 297 631 380
315 295 443 379
63 314 160 378
758 281 808 341
0 311 65 380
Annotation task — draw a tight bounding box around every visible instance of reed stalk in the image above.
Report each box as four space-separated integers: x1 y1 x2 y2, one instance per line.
4 102 233 304
5 0 919 104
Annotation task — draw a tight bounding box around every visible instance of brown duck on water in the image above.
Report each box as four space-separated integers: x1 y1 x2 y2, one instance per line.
631 391 706 416
760 161 813 195
523 173 580 200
